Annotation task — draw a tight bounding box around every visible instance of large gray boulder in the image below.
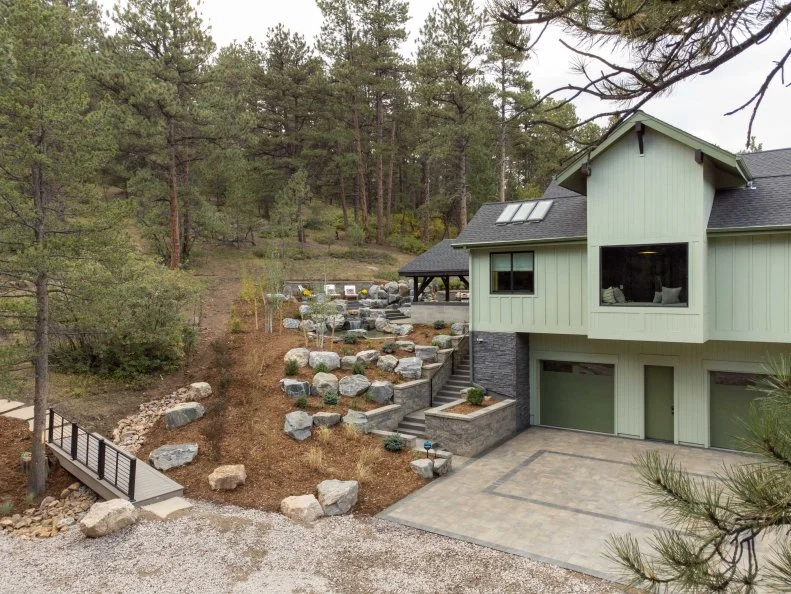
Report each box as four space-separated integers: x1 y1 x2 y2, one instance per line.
149 443 198 471
309 351 340 371
414 345 439 363
396 340 415 352
398 282 410 297
284 411 313 440
163 402 205 429
208 465 246 490
283 318 301 330
374 317 388 331
281 495 324 523
189 382 212 399
280 378 310 399
340 355 358 370
395 357 423 380
316 479 359 516
300 319 316 333
313 412 341 427
342 410 369 433
366 380 394 404
410 459 434 479
356 349 379 365
431 335 454 349
312 372 339 396
384 281 400 294
339 374 371 397
377 354 398 372
433 457 453 476
80 500 138 538
284 347 310 368
325 315 346 331
450 322 468 336
368 284 381 296
390 323 413 336
299 304 311 316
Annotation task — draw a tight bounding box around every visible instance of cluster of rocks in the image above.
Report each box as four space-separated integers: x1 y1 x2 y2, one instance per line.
112 382 212 455
280 479 358 523
1 482 96 539
284 347 424 382
409 450 453 479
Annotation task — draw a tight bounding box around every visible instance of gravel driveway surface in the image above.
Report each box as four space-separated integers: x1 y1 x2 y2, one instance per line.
0 501 620 593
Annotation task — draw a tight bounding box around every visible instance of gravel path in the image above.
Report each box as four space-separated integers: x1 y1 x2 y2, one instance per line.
0 501 620 593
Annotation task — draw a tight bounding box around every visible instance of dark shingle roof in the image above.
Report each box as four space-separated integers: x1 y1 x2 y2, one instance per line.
709 148 791 231
398 239 469 276
452 194 587 247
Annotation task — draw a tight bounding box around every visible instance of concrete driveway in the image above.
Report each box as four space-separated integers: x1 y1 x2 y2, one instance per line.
379 427 751 582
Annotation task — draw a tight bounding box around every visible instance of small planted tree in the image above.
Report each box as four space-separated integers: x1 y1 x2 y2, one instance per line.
608 356 791 591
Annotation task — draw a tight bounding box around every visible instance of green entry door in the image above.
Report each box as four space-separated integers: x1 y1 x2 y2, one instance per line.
710 371 762 450
644 365 674 442
540 360 615 434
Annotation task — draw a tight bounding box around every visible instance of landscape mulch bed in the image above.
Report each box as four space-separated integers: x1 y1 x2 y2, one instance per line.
138 317 434 516
444 400 497 415
0 417 73 516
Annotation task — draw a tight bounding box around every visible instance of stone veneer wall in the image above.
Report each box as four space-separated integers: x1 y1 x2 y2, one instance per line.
392 380 431 416
425 399 518 457
471 331 530 429
362 404 403 432
410 302 469 324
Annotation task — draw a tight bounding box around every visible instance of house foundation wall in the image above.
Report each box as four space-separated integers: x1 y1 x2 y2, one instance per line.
409 302 469 324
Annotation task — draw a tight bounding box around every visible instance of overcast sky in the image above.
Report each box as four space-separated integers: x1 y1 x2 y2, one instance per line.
102 0 790 151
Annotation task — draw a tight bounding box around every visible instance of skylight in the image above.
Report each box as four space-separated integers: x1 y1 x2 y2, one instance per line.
511 201 536 223
528 200 553 221
495 203 520 224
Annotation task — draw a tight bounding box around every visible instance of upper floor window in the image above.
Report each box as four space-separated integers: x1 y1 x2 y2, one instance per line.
600 243 688 307
491 252 534 294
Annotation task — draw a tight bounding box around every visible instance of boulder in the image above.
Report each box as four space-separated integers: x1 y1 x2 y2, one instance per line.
431 335 454 349
339 374 371 397
356 349 379 365
299 304 311 316
396 340 415 352
345 328 367 338
280 495 324 523
450 322 468 336
387 293 400 305
358 307 372 319
376 354 398 372
316 479 359 516
395 357 423 380
371 298 388 308
368 284 381 296
309 351 340 371
312 372 339 396
79 500 138 538
390 324 413 336
410 459 434 479
325 315 346 331
300 319 316 332
313 412 341 427
149 443 198 471
189 382 212 399
283 318 301 330
163 402 205 429
208 464 247 490
280 378 310 399
374 317 389 331
340 355 358 370
366 380 394 404
433 457 452 476
284 411 313 440
384 281 400 294
398 282 410 297
342 410 369 433
284 347 310 368
414 345 439 363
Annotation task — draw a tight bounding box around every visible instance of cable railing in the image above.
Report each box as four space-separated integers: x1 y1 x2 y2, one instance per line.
47 408 137 502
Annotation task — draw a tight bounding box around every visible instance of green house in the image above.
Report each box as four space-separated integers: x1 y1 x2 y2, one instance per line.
453 112 791 450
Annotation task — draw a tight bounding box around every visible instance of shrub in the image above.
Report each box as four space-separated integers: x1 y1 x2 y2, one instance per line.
347 224 365 247
467 387 485 406
295 396 308 409
381 342 396 354
355 460 373 484
322 389 339 405
284 359 299 376
433 320 447 330
352 362 365 375
314 362 329 373
383 433 405 452
228 314 243 334
252 247 266 259
387 234 425 255
0 500 12 516
343 334 358 345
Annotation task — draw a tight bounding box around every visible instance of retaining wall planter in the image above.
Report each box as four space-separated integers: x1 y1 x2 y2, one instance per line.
425 398 518 457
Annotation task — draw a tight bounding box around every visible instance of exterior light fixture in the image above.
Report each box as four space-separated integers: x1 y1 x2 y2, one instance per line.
638 250 657 255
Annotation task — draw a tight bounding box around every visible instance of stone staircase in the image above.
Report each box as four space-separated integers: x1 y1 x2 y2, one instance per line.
384 309 410 322
395 355 471 439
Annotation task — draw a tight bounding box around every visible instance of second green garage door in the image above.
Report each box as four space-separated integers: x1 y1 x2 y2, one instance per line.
709 371 763 450
540 360 615 434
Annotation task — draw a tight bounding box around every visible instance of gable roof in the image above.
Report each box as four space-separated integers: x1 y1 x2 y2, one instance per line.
452 193 587 249
708 148 791 232
398 239 469 276
556 112 752 194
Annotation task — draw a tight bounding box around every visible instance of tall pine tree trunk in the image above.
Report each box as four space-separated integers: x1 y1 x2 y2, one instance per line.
30 163 48 496
339 166 349 230
181 152 191 261
422 156 430 243
352 106 368 228
167 118 180 269
499 70 507 202
386 121 396 230
458 136 468 230
375 96 384 244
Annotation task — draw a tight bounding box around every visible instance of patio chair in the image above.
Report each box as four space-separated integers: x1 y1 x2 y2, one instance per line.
344 285 357 299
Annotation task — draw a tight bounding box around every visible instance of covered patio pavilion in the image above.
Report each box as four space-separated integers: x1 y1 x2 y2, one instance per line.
399 239 469 302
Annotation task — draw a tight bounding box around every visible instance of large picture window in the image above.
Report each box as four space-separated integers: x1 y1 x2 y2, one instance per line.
491 252 534 294
600 243 688 307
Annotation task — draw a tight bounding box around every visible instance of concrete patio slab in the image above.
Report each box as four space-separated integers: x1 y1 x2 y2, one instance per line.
3 404 34 420
141 496 193 520
0 400 25 414
379 426 755 582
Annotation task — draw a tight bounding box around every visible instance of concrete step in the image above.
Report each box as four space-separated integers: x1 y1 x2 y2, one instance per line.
404 411 426 422
433 397 458 404
444 381 471 390
398 420 425 432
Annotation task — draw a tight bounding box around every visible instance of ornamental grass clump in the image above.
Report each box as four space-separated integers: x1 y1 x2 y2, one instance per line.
352 362 365 375
294 396 308 409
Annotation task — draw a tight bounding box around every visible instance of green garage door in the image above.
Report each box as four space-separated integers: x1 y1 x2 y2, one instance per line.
540 360 615 434
709 371 762 450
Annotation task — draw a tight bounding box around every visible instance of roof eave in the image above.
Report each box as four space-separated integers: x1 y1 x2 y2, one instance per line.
452 236 587 249
708 224 791 235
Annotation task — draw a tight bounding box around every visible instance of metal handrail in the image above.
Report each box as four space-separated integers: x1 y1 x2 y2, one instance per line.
47 408 137 501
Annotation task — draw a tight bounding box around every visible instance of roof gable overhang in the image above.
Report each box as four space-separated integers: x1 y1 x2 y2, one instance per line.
555 112 753 195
